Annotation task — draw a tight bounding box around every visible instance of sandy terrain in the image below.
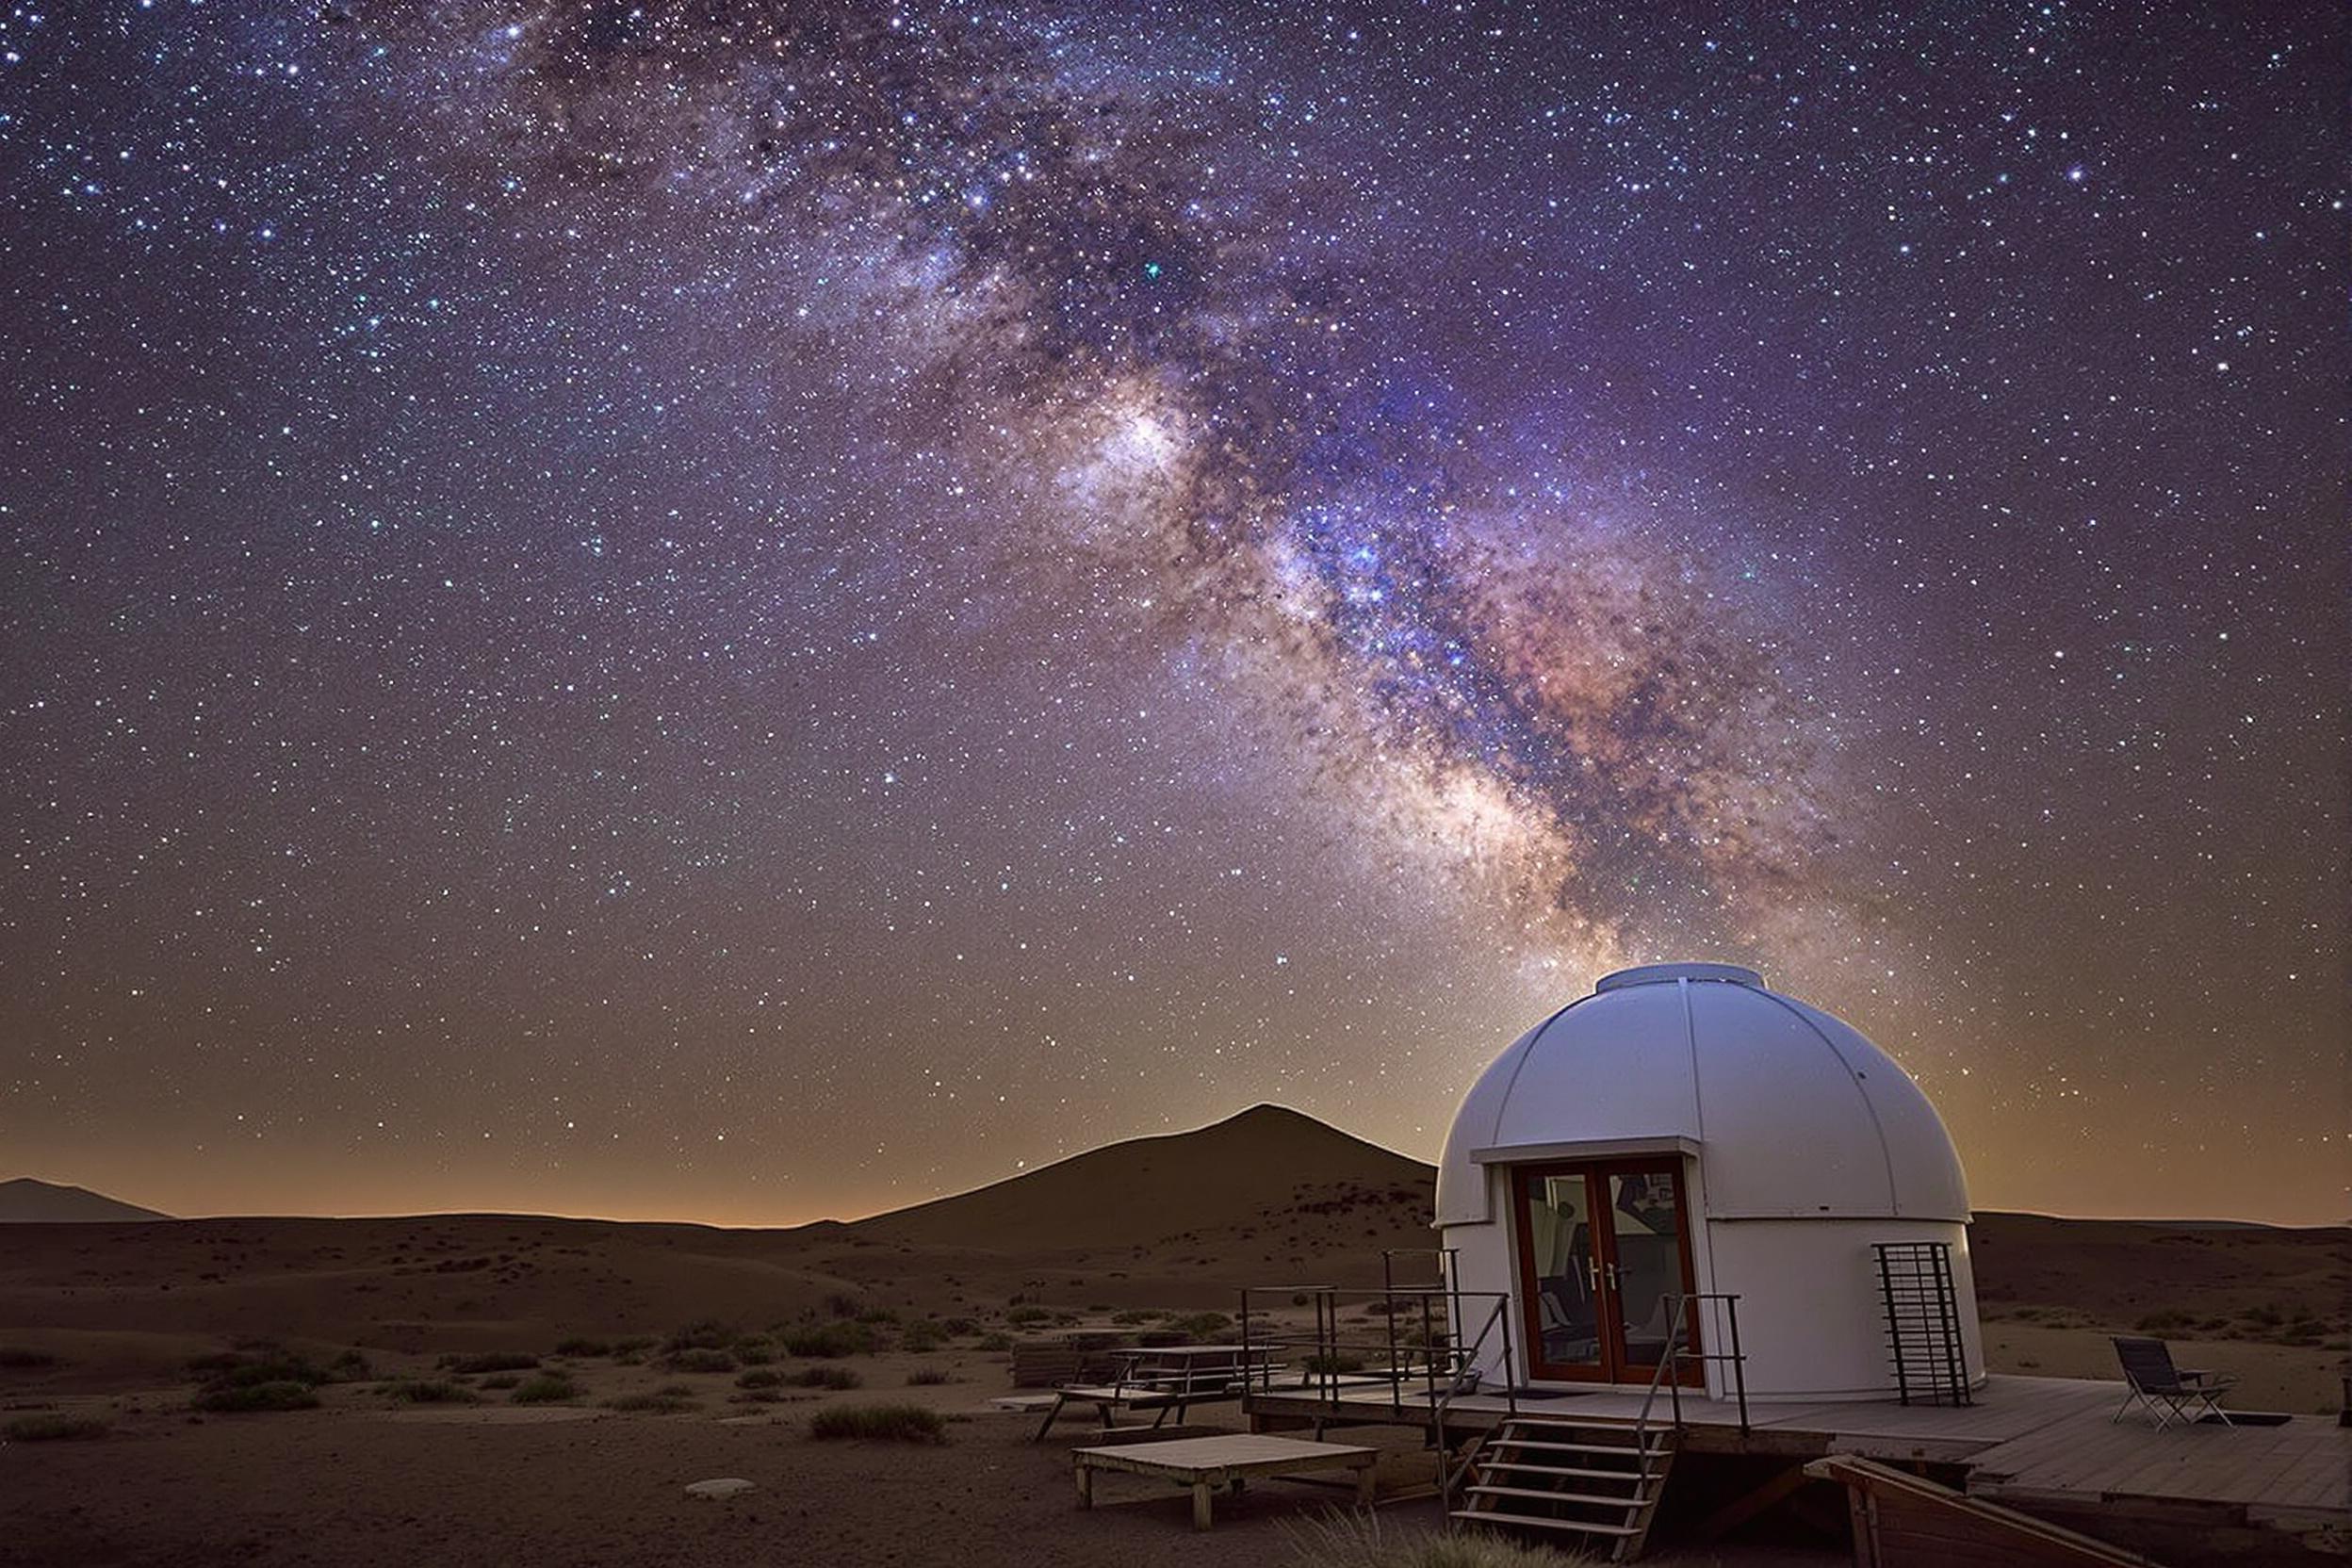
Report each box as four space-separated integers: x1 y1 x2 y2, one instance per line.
2 1107 2343 1565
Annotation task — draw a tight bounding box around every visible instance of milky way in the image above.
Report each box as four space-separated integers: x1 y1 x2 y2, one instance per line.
368 0 1841 970
2 1 2342 1224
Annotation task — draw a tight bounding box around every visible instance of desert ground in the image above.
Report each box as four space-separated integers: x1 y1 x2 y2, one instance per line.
2 1107 2344 1566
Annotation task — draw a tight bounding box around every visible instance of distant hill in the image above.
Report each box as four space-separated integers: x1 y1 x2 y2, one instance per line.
0 1178 170 1222
854 1102 1435 1253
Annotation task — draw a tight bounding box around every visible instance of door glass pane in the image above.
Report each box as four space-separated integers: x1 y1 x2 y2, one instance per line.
1523 1173 1600 1369
1607 1170 1692 1367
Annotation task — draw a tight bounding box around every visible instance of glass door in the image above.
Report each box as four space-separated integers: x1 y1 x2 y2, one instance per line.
1512 1158 1701 1386
1513 1168 1607 1381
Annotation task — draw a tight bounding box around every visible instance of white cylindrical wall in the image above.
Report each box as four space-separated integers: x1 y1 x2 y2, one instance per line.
1444 1212 1517 1387
1699 1217 1984 1401
1444 1180 1984 1402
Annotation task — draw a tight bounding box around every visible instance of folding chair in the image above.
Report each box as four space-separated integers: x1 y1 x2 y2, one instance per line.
2110 1334 2237 1429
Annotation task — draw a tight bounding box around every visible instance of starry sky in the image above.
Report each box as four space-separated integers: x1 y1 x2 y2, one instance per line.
2 1 2343 1228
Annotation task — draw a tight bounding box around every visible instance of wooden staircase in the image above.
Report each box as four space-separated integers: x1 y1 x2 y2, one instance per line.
1449 1416 1678 1561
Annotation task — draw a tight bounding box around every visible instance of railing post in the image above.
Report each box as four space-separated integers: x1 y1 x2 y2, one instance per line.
1727 1293 1748 1434
1240 1288 1253 1399
1497 1298 1517 1415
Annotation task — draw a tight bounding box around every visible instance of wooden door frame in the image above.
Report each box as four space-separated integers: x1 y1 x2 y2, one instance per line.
1509 1163 1610 1384
1509 1155 1705 1388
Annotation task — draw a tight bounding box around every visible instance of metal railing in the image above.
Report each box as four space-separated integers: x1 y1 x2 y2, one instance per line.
1632 1290 1749 1452
1434 1292 1520 1514
1237 1259 1518 1432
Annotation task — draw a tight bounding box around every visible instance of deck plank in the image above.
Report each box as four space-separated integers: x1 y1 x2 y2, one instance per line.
1248 1372 2351 1531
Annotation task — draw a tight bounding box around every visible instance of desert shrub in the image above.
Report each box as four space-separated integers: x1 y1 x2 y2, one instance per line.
510 1374 579 1404
329 1349 372 1380
900 1319 951 1353
1282 1510 1569 1567
553 1337 612 1357
665 1319 736 1351
612 1335 658 1355
737 1368 784 1389
905 1367 952 1386
732 1335 776 1365
664 1348 736 1374
976 1332 1015 1352
1304 1353 1367 1375
857 1306 900 1326
2134 1309 2195 1332
1173 1312 1233 1339
939 1316 978 1336
823 1293 863 1318
189 1349 333 1389
381 1380 477 1404
0 1347 61 1369
1004 1306 1053 1327
788 1365 862 1390
479 1374 523 1390
808 1403 946 1443
782 1321 878 1359
1110 1310 1162 1326
605 1389 697 1413
194 1380 319 1413
446 1352 539 1375
5 1413 108 1441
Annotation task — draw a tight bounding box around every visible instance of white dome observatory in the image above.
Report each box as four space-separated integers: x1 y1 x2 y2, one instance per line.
1437 963 1983 1403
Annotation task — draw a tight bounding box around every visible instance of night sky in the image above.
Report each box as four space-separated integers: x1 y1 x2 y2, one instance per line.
3 1 2342 1228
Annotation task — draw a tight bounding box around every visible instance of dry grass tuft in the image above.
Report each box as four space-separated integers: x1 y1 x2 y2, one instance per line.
807 1402 946 1443
1282 1511 1591 1567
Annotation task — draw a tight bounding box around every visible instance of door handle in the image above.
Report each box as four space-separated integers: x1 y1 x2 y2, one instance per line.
1606 1263 1622 1292
1586 1260 1601 1297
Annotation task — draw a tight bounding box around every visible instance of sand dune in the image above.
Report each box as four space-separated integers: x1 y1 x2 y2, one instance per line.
0 1178 170 1224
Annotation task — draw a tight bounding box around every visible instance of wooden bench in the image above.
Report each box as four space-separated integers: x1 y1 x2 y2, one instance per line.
1009 1339 1128 1389
1073 1433 1379 1530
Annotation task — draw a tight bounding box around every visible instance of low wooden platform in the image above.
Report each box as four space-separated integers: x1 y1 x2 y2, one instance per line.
1072 1433 1378 1530
1246 1374 2348 1555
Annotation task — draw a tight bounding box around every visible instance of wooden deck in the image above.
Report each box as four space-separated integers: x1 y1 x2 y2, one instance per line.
1246 1374 2348 1552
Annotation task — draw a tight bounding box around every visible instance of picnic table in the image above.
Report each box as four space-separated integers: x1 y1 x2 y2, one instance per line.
1072 1433 1379 1530
1032 1344 1282 1440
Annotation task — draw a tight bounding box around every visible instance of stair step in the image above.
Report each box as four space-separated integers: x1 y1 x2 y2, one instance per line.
1478 1458 1656 1483
1489 1438 1667 1462
1450 1510 1644 1538
1499 1423 1673 1452
1465 1483 1658 1511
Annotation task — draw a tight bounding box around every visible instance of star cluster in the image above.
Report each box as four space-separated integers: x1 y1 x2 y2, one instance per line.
1 0 2341 1224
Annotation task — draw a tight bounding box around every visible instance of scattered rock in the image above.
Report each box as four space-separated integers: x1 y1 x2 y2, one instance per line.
684 1478 756 1500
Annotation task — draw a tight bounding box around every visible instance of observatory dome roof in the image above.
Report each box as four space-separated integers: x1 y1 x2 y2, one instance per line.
1435 963 1968 1225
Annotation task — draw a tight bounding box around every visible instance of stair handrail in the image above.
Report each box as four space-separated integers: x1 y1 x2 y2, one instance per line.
1632 1291 1749 1453
1434 1291 1517 1515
